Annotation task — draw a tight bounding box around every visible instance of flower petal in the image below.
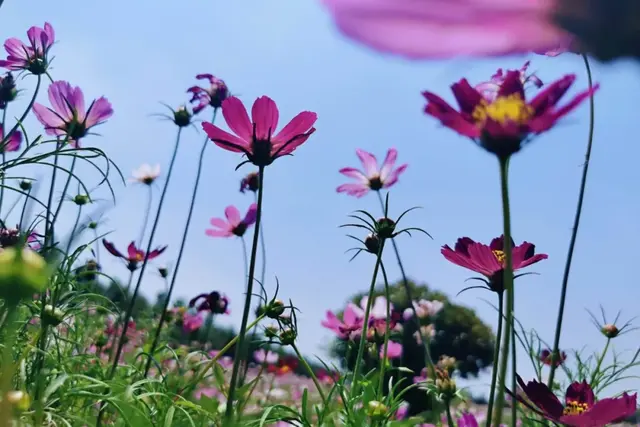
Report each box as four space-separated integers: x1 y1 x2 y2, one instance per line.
272 111 317 147
224 205 242 227
243 203 258 226
355 149 378 177
336 183 369 198
251 96 279 140
382 164 408 188
32 103 65 135
339 167 368 183
205 228 233 238
221 96 252 142
451 79 484 114
85 96 113 129
202 122 250 153
379 148 398 181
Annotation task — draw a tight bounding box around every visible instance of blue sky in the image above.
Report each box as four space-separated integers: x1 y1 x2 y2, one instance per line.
5 0 640 397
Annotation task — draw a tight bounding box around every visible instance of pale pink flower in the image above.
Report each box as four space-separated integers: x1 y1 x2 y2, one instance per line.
321 303 364 339
337 148 407 198
380 340 403 360
205 204 257 238
321 0 568 59
354 296 392 321
254 349 279 364
202 96 317 167
403 299 444 320
0 23 55 73
32 81 113 146
130 164 160 185
413 367 428 383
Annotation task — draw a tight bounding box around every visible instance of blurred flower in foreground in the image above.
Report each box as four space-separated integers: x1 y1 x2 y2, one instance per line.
516 375 637 426
202 96 317 167
187 74 229 113
423 70 597 159
337 148 407 198
321 303 363 340
320 0 568 59
33 81 113 147
188 291 230 315
182 312 203 333
0 22 55 74
442 235 547 293
253 349 278 364
403 299 444 320
380 340 403 360
539 348 567 367
205 204 257 238
130 164 160 185
240 171 259 193
0 248 48 302
102 240 167 271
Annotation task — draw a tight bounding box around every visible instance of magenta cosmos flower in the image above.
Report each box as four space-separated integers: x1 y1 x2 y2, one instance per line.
102 240 167 272
32 81 113 146
205 204 257 238
516 376 637 427
320 0 569 59
337 148 408 198
202 96 317 167
0 126 22 152
321 303 364 340
442 235 548 293
475 61 543 102
187 74 229 114
0 22 54 74
423 69 597 159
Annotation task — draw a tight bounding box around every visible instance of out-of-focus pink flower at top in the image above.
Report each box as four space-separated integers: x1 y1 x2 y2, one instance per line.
535 36 580 57
205 204 257 238
321 303 364 340
129 164 160 185
202 96 317 167
187 74 229 114
337 148 408 198
102 240 167 271
380 340 403 360
32 81 113 147
423 69 598 159
475 61 543 102
0 126 22 152
403 299 444 320
0 23 55 74
316 369 340 384
254 349 279 364
320 0 570 60
182 312 204 333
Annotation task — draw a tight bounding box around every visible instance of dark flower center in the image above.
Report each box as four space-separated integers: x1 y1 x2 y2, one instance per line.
250 139 274 167
233 222 248 237
368 176 383 191
27 57 48 75
563 400 590 416
142 176 154 185
66 120 88 141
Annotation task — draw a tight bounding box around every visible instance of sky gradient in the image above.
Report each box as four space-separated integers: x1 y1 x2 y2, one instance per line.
4 0 640 397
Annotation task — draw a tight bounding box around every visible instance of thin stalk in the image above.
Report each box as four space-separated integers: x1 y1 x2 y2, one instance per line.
224 166 265 423
445 402 455 427
142 276 169 376
18 188 30 230
64 205 82 256
142 110 217 377
484 292 504 427
548 54 596 387
377 262 392 398
50 156 77 230
376 191 435 376
349 238 385 399
1 74 40 151
3 191 22 223
257 191 266 286
202 314 214 344
590 338 610 386
97 127 183 426
510 297 517 427
137 185 153 247
0 304 18 427
493 156 514 427
0 106 7 214
108 272 135 363
292 343 326 403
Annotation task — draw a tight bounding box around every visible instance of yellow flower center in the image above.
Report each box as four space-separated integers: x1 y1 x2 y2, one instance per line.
472 94 533 126
492 250 505 263
563 401 590 416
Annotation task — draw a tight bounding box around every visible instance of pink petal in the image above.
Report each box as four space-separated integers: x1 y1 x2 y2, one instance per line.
273 129 315 156
47 81 74 121
221 97 252 142
336 183 369 197
202 122 250 153
243 203 258 225
355 149 378 177
85 97 113 129
126 242 138 259
251 96 279 141
224 205 241 227
4 38 28 59
32 104 65 135
338 167 368 183
272 111 317 147
205 229 233 238
379 148 398 181
382 164 408 188
321 311 341 330
209 217 230 230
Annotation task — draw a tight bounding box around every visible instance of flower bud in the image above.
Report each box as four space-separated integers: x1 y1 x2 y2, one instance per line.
438 355 457 374
376 217 396 239
5 390 30 412
158 266 169 279
266 299 285 319
364 233 381 254
18 179 32 191
601 323 619 338
240 172 259 193
0 248 48 303
436 372 457 399
279 328 296 346
87 221 98 230
173 106 192 127
264 324 279 339
0 73 17 108
73 194 89 206
367 400 388 420
42 304 64 326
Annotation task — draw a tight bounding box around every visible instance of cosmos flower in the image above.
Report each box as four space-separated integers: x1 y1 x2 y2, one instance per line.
380 340 403 360
254 349 279 364
267 355 299 376
539 348 567 367
0 127 22 152
102 240 167 271
441 235 548 293
516 376 637 426
320 0 569 59
130 164 160 185
0 22 55 74
423 69 597 158
0 73 17 108
321 303 364 340
205 204 257 238
187 74 229 114
182 312 204 333
202 96 317 167
403 299 444 320
337 148 408 198
474 61 543 102
32 81 113 146
188 291 230 315
240 171 259 193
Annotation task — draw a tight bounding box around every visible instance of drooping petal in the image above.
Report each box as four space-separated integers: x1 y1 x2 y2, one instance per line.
251 96 279 141
47 81 75 121
339 167 368 183
529 84 599 133
355 149 378 177
85 97 113 128
205 228 233 238
148 245 167 260
382 164 408 188
32 104 65 135
451 79 484 114
336 182 369 197
378 148 398 181
243 203 258 226
220 96 253 142
517 376 564 419
528 74 577 116
271 111 317 147
102 240 124 258
202 122 250 153
224 205 242 227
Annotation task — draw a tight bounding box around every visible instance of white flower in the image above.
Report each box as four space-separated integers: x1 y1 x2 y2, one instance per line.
403 299 444 320
130 163 160 185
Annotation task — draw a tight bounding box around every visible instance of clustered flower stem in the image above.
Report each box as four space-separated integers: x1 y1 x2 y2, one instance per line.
224 165 265 424
484 292 504 427
548 54 596 388
493 156 515 427
143 109 218 378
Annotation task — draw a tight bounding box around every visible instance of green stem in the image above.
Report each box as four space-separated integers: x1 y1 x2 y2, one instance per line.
64 205 82 256
445 402 455 427
292 343 326 403
510 296 517 426
590 338 610 387
493 156 514 427
349 238 385 399
0 105 7 215
18 188 30 230
50 156 77 231
224 166 265 423
377 262 392 399
548 54 595 388
137 185 153 247
484 292 504 427
0 304 18 427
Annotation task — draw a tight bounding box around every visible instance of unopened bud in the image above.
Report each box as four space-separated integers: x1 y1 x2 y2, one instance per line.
438 355 457 374
42 304 64 326
19 179 32 191
364 233 380 254
264 324 279 339
376 217 396 239
158 266 169 279
5 390 30 412
88 221 98 230
367 400 388 420
266 299 285 319
0 248 48 303
96 334 108 347
73 194 89 206
279 328 296 346
0 73 17 107
436 374 457 399
601 324 619 338
174 106 192 127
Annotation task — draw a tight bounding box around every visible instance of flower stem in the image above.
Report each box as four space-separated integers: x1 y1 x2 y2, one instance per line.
292 343 327 403
64 205 82 256
349 238 385 399
445 402 455 427
1 74 40 151
137 185 153 247
0 106 7 214
493 156 514 427
0 304 19 427
590 338 610 387
142 109 218 377
548 54 595 388
18 187 30 230
378 262 392 399
484 292 504 427
50 156 77 232
224 166 265 423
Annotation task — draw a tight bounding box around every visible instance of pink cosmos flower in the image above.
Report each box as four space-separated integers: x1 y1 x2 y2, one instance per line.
0 127 22 152
403 299 444 320
202 96 317 167
337 148 408 198
380 340 403 360
183 312 204 333
32 81 113 146
187 74 229 114
320 0 569 59
475 61 543 102
205 204 257 238
0 23 55 74
254 349 279 364
321 303 364 339
102 240 167 271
